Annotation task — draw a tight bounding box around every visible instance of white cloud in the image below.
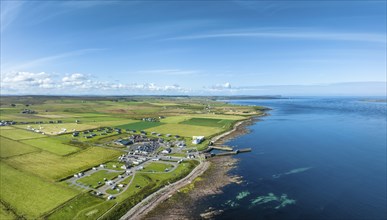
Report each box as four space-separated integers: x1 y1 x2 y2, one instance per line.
0 71 189 95
211 82 232 90
1 71 58 90
62 73 92 88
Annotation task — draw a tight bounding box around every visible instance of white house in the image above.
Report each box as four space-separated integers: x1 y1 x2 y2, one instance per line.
192 136 205 144
161 148 172 154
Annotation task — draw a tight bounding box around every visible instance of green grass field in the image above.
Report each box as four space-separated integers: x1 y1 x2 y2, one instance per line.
46 193 106 220
0 163 78 219
0 126 15 130
14 123 100 135
160 114 245 124
77 170 123 188
0 136 39 158
84 119 137 127
0 202 17 220
180 117 234 128
73 201 116 220
145 123 222 137
0 128 46 140
116 121 163 130
21 137 80 156
142 162 174 172
116 174 152 202
4 147 122 181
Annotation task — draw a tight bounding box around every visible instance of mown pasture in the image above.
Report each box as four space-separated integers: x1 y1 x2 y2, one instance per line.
0 137 39 158
0 128 46 140
21 137 80 156
180 117 234 128
145 123 222 137
0 126 15 130
116 121 163 130
0 163 78 219
4 147 122 181
84 119 137 127
160 114 245 124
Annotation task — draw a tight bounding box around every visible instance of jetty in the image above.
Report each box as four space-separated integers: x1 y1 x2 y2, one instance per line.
206 148 252 157
210 146 233 151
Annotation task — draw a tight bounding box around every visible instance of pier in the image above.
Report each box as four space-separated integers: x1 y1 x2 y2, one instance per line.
206 147 252 157
210 146 233 151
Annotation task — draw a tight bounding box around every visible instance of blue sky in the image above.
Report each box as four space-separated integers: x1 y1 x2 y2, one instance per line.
1 0 386 96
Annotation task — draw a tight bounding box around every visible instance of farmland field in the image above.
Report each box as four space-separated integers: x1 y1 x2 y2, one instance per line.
0 128 46 140
116 121 163 130
160 114 245 124
84 119 137 127
0 126 15 130
180 117 234 128
21 137 80 156
0 163 78 219
4 147 122 181
0 137 39 158
145 123 222 137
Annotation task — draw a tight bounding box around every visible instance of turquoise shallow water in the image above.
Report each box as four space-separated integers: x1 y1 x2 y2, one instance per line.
193 97 386 220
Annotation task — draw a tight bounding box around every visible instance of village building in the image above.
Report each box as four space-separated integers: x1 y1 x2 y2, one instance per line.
192 136 205 144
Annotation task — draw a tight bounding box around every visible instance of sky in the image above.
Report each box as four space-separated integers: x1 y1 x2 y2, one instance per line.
1 0 386 96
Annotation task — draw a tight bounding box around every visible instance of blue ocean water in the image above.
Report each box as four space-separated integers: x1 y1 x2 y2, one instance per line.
195 97 387 220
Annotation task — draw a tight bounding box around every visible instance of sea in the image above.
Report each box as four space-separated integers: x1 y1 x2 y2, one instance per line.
192 97 387 220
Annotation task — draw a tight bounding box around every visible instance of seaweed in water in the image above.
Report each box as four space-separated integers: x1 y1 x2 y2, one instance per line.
250 193 296 209
236 191 250 200
224 200 240 208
